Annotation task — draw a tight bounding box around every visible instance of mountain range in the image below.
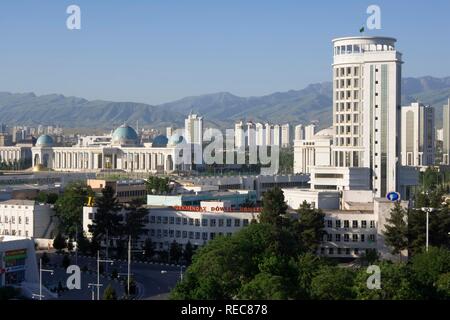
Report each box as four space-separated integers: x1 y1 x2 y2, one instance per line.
1 76 450 131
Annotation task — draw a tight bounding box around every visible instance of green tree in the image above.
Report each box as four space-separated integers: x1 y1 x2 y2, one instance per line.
103 284 117 300
238 273 287 299
294 253 326 299
76 232 90 255
436 272 450 299
145 176 170 195
259 187 288 226
410 246 450 299
353 262 421 300
41 252 50 266
62 254 71 269
310 266 356 300
170 240 182 263
294 201 326 253
89 186 122 247
53 233 66 252
383 202 408 260
123 200 148 242
36 192 59 204
183 241 194 265
142 237 154 260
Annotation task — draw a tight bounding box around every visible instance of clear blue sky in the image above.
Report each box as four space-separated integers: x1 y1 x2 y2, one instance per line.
0 0 448 104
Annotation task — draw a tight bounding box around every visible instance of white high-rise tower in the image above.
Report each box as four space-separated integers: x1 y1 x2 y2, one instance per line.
184 112 203 144
332 36 402 197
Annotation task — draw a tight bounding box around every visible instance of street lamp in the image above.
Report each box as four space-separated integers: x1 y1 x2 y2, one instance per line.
420 207 437 252
96 250 113 300
180 265 186 281
33 258 54 300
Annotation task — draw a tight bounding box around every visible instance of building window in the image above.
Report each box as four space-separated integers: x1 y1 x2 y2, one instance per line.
361 234 365 242
169 217 175 224
227 219 232 227
335 220 341 228
369 234 376 242
202 219 208 227
176 217 181 225
218 219 224 227
169 230 174 238
189 218 194 226
352 234 358 242
195 232 200 239
182 231 187 238
335 234 341 242
182 218 188 225
327 220 333 228
370 220 375 228
25 217 29 225
344 220 349 228
156 216 161 224
195 219 200 226
234 219 241 227
329 248 334 255
352 220 358 228
361 220 367 228
163 217 168 224
243 219 249 227
345 248 350 255
18 217 22 224
189 232 194 239
344 234 350 242
202 232 208 240
210 233 216 240
327 234 332 241
210 219 216 227
163 230 168 237
157 229 162 238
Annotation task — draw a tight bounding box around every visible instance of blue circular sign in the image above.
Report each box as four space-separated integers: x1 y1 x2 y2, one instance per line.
386 192 400 202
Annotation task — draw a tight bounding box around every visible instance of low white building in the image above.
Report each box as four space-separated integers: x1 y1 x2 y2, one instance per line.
83 200 259 250
0 200 56 239
319 198 408 261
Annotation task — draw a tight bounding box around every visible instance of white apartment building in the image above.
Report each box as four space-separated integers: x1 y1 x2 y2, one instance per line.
273 124 281 146
246 122 256 148
255 123 265 146
265 123 273 145
283 188 341 210
234 121 245 150
0 200 55 239
295 124 304 141
304 124 316 140
436 128 443 142
401 103 435 167
281 124 291 147
442 99 450 164
184 112 203 145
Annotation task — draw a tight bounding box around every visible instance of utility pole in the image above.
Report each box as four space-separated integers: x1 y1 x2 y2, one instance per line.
97 250 113 300
34 258 53 300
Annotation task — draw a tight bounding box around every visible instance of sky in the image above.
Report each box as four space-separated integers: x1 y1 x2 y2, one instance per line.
0 0 449 105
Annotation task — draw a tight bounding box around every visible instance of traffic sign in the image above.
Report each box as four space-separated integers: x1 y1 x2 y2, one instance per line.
387 191 400 202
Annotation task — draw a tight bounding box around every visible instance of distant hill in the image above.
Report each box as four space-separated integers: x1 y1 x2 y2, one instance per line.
1 76 449 131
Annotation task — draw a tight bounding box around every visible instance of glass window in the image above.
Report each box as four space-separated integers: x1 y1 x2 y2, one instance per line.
169 217 175 224
210 219 216 227
370 220 375 228
335 234 341 242
335 220 341 228
195 219 200 226
344 234 350 242
176 217 181 225
226 219 232 227
157 216 161 224
361 220 367 228
344 220 349 228
352 220 358 228
189 218 194 226
327 220 333 228
352 234 358 242
234 219 241 227
182 218 187 225
243 219 249 227
218 219 224 227
195 232 200 239
163 217 168 224
202 219 208 226
202 232 208 240
210 233 216 240
182 231 187 238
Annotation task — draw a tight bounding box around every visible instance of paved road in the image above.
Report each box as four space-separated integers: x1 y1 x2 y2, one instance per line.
38 252 182 300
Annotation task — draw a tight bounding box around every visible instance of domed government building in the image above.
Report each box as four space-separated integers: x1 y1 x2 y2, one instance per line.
31 124 183 173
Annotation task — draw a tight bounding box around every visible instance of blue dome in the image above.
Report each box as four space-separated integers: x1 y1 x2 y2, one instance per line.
36 135 54 147
112 125 139 146
168 134 184 146
152 135 168 147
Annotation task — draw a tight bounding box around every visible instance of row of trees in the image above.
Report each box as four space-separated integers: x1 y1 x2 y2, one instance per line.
171 187 450 300
0 158 32 170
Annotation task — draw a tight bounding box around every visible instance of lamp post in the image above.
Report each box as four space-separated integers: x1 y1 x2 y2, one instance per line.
34 258 54 300
420 207 437 252
97 250 113 300
180 265 186 281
